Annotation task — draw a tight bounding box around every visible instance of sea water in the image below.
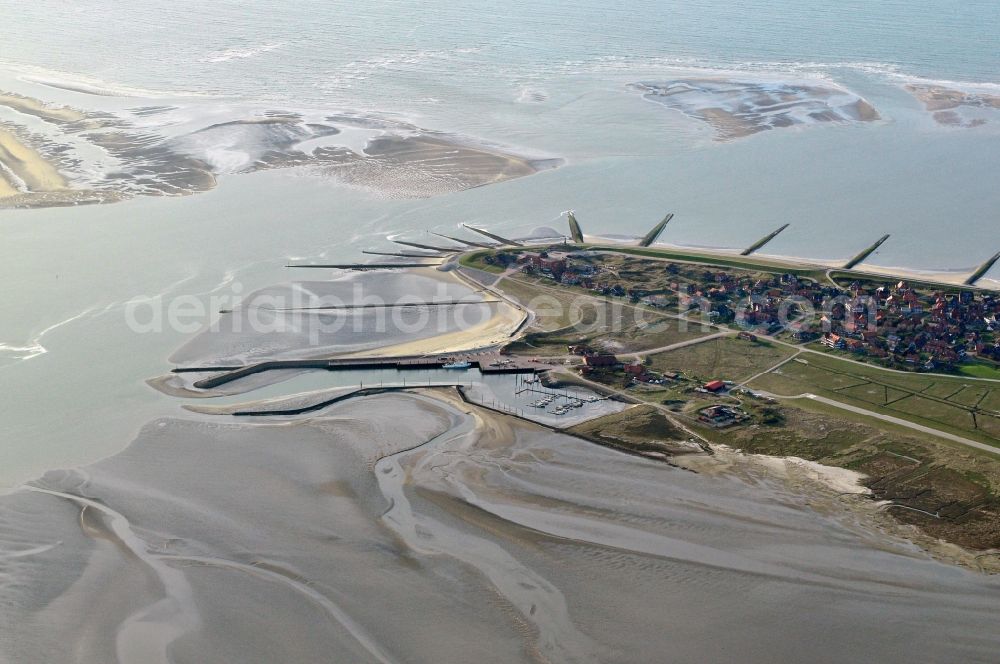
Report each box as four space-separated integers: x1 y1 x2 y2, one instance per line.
0 0 998 482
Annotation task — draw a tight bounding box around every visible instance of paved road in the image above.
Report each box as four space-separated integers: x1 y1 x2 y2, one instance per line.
738 350 803 387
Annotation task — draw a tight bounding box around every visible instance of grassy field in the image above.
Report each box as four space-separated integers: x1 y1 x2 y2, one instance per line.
497 276 590 332
689 397 871 459
647 336 795 383
500 275 714 353
958 362 1000 380
750 352 1000 447
565 405 696 456
458 250 505 274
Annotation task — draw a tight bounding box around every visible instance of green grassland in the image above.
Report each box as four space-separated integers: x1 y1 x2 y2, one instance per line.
566 405 696 456
646 336 795 383
458 250 505 273
750 352 1000 447
499 275 713 352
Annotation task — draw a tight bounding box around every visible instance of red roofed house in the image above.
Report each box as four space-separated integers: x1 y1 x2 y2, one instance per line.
704 380 726 393
583 354 619 367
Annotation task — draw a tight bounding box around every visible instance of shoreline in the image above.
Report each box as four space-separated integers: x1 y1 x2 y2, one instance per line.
536 242 1000 292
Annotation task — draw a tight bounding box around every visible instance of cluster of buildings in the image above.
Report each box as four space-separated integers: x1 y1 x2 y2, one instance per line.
494 247 1000 374
820 281 1000 370
491 250 634 294
671 268 832 336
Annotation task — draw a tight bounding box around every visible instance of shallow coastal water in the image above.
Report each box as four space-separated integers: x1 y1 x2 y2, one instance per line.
1 2 1000 659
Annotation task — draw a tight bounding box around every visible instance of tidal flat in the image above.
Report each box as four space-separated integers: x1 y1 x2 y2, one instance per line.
2 387 999 663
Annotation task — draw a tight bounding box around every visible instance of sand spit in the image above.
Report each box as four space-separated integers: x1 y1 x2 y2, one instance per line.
0 90 560 209
3 389 1000 662
631 78 880 141
0 91 90 124
324 134 562 199
904 83 1000 128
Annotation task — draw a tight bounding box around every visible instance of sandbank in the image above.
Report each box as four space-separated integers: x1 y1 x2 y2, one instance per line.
0 128 67 194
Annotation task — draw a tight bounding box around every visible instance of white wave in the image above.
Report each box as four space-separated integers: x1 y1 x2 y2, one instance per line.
515 86 548 104
0 306 98 366
5 62 217 99
509 53 1000 94
199 42 284 64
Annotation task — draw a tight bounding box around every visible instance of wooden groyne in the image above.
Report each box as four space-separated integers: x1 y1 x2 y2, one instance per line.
362 250 448 259
741 223 789 256
638 213 673 247
843 234 891 269
965 251 1000 286
393 239 462 253
431 232 493 249
263 299 500 312
567 212 585 243
462 224 523 247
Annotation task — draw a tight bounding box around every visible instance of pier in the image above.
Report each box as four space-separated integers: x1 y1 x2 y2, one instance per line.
843 234 891 269
182 352 543 390
741 223 789 256
638 213 674 247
